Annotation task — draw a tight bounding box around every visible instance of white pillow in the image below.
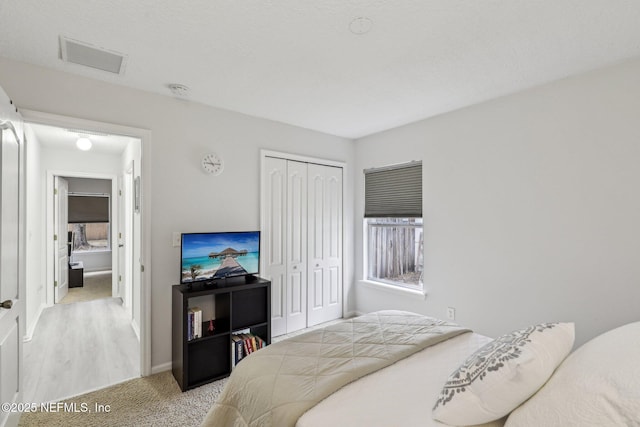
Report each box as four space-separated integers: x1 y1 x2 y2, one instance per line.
505 321 640 427
432 322 574 425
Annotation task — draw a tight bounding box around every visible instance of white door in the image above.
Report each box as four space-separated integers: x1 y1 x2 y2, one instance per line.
263 158 308 335
0 91 25 427
263 157 287 337
307 164 343 326
285 160 307 333
53 176 69 303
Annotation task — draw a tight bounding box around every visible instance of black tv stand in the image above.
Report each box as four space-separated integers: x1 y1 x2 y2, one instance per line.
172 276 271 391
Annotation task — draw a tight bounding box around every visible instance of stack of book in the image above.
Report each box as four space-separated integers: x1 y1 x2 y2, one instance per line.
187 307 203 341
231 332 267 367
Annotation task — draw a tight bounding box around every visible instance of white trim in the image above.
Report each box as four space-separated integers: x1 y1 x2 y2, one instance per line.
261 149 346 169
358 279 427 300
131 318 140 341
151 362 172 375
344 310 364 319
20 109 152 377
23 303 46 342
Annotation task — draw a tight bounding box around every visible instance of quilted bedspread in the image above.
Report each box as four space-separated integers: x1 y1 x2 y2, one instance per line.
201 310 470 427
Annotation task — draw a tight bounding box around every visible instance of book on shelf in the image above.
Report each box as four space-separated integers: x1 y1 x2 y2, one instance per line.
231 332 267 367
187 307 203 341
231 335 244 367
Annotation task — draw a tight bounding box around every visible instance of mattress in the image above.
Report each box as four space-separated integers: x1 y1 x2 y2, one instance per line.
297 331 506 427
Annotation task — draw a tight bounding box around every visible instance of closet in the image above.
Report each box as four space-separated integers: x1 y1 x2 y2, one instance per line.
262 155 343 337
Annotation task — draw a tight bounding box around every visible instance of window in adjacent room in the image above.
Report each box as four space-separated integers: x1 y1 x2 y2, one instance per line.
364 161 423 290
68 194 111 252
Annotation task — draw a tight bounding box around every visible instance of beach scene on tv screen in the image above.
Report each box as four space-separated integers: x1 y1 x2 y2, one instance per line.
182 232 259 282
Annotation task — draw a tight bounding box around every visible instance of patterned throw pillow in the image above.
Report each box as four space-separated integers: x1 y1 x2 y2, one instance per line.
432 322 574 425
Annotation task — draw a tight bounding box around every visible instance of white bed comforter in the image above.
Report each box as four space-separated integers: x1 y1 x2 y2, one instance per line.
298 330 506 427
202 310 470 427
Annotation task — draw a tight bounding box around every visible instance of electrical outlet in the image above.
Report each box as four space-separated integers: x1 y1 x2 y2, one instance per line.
446 307 456 320
172 232 181 247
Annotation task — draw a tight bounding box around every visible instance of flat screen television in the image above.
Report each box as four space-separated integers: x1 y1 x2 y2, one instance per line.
181 231 260 284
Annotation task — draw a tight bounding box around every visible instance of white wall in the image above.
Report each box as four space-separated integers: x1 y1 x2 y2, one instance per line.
354 57 640 348
23 126 45 339
0 57 356 371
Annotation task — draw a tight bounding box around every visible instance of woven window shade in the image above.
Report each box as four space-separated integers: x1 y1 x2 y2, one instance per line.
364 162 422 218
68 195 109 223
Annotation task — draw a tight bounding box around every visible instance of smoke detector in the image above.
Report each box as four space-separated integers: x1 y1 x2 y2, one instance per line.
60 36 127 74
349 17 373 35
168 84 190 99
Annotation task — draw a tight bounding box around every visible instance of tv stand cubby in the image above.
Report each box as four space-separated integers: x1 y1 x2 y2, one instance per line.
172 276 271 391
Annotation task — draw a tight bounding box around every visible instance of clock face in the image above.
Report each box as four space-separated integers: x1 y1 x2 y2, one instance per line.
202 153 224 175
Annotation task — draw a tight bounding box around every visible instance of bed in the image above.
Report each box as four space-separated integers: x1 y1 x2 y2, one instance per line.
202 310 640 427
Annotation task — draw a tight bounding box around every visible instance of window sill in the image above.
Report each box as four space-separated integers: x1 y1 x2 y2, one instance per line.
71 249 112 254
358 280 427 300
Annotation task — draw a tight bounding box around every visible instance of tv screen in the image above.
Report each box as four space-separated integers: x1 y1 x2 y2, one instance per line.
181 231 260 283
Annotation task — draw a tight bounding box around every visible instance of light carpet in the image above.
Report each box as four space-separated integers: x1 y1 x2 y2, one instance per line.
19 318 346 426
59 271 112 304
18 371 227 427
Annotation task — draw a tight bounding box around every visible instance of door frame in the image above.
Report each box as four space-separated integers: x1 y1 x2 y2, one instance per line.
47 171 118 305
21 109 152 377
53 176 70 303
260 150 347 333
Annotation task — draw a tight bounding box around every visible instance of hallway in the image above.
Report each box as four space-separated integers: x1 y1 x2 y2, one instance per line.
23 297 140 403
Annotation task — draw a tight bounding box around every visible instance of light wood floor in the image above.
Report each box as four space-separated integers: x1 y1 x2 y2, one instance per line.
23 297 140 403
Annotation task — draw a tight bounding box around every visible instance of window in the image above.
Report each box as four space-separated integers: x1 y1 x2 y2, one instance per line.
367 218 423 289
67 193 111 252
364 161 423 290
68 223 110 252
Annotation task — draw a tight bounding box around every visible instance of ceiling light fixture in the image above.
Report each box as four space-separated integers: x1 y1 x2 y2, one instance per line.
76 137 92 151
349 17 373 35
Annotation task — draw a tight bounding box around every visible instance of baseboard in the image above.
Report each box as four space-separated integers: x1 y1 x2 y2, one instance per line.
23 302 47 342
344 310 364 319
151 362 172 375
131 318 140 341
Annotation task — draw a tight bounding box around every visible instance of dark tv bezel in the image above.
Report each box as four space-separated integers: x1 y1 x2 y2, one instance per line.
180 231 261 284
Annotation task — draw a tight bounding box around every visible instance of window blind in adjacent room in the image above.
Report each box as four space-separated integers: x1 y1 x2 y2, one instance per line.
68 195 110 223
364 161 422 218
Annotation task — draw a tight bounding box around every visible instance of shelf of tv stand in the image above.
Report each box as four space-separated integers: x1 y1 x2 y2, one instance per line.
172 275 271 391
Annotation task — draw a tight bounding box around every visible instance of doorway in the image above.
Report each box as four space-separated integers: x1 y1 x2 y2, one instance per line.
20 110 150 401
56 177 115 305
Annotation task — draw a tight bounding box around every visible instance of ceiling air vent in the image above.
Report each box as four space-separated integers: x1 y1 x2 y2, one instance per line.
60 36 127 75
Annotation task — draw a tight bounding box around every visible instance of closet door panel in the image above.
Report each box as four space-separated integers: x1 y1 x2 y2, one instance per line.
326 170 342 311
264 157 287 337
311 268 324 309
286 160 307 333
329 266 340 305
307 164 343 326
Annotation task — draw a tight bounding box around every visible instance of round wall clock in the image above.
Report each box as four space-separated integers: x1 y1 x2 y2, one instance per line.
201 153 224 175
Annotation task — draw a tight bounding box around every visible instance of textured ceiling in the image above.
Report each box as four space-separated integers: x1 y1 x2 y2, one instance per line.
1 1 640 139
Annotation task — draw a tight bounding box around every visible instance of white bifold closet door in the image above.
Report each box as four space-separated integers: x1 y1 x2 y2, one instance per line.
263 157 342 337
307 163 342 327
